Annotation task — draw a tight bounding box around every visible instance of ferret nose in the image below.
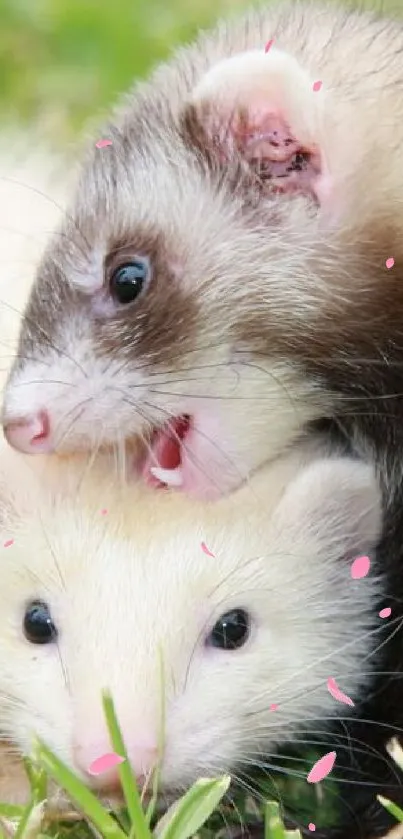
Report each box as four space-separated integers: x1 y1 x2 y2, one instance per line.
3 410 52 454
73 741 158 790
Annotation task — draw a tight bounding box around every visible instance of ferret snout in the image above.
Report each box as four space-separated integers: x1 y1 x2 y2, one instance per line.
3 410 52 454
73 739 158 789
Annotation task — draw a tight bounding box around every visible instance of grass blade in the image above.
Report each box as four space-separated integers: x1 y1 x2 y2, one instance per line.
156 776 230 839
145 648 165 828
378 795 403 824
0 805 25 819
22 757 47 805
36 740 127 839
14 802 45 839
265 802 287 839
102 692 152 839
386 739 403 773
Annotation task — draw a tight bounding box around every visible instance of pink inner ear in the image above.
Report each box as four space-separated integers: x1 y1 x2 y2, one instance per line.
233 110 322 199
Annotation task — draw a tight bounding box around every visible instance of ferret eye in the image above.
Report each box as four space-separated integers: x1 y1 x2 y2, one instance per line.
207 609 250 650
23 600 57 645
109 259 150 305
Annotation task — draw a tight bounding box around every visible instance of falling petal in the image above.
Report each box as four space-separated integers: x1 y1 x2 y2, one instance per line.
350 555 371 579
88 752 125 776
201 541 215 557
327 677 354 707
307 751 336 783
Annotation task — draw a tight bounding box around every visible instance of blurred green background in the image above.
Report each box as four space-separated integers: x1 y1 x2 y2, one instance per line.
0 0 248 148
4 0 403 152
1 0 402 148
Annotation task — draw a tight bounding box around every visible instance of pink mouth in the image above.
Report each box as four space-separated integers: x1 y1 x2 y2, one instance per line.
141 415 191 490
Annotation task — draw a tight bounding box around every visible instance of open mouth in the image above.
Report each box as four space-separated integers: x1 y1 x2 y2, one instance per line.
141 415 191 490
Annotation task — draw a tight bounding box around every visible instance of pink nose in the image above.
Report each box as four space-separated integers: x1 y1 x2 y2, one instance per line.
74 741 158 790
3 411 52 454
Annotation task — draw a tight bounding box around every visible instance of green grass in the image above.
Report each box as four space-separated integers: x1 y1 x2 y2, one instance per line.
1 730 402 839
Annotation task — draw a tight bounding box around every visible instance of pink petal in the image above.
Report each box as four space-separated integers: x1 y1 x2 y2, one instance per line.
201 541 215 557
95 139 113 149
308 824 316 832
307 751 336 783
269 704 278 712
350 555 371 580
265 39 274 53
327 677 354 707
88 752 125 776
101 509 108 516
3 539 14 548
313 80 323 92
386 257 395 270
379 607 392 619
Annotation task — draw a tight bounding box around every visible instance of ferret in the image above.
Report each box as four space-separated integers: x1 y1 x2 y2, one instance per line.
2 1 403 502
0 437 393 839
2 3 403 836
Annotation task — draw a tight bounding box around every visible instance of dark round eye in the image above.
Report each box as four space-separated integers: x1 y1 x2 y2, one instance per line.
109 259 149 305
23 600 57 645
207 609 250 650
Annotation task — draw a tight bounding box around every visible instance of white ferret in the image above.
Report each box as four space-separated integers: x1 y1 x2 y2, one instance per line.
0 437 383 833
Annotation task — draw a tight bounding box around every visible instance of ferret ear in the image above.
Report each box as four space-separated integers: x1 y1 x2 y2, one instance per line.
275 456 382 562
184 48 332 207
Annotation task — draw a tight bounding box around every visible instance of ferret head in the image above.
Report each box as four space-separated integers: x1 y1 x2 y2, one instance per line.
0 445 383 799
3 2 403 498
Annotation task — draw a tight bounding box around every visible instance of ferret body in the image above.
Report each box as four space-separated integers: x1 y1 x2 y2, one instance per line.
0 437 388 839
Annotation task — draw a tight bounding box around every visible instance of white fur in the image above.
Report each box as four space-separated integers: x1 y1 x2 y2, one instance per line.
68 246 105 294
0 438 382 800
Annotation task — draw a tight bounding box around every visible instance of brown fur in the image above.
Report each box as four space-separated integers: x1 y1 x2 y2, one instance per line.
6 2 403 412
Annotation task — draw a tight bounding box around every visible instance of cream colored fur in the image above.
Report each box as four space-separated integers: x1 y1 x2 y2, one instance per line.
0 432 382 801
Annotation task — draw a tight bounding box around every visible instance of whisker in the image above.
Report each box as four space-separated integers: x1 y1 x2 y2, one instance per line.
8 379 76 389
0 176 91 254
121 394 233 496
0 298 88 380
52 398 95 451
145 398 256 496
246 615 396 711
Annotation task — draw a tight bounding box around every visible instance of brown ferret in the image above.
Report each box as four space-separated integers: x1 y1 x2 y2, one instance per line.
2 1 403 499
2 3 403 838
